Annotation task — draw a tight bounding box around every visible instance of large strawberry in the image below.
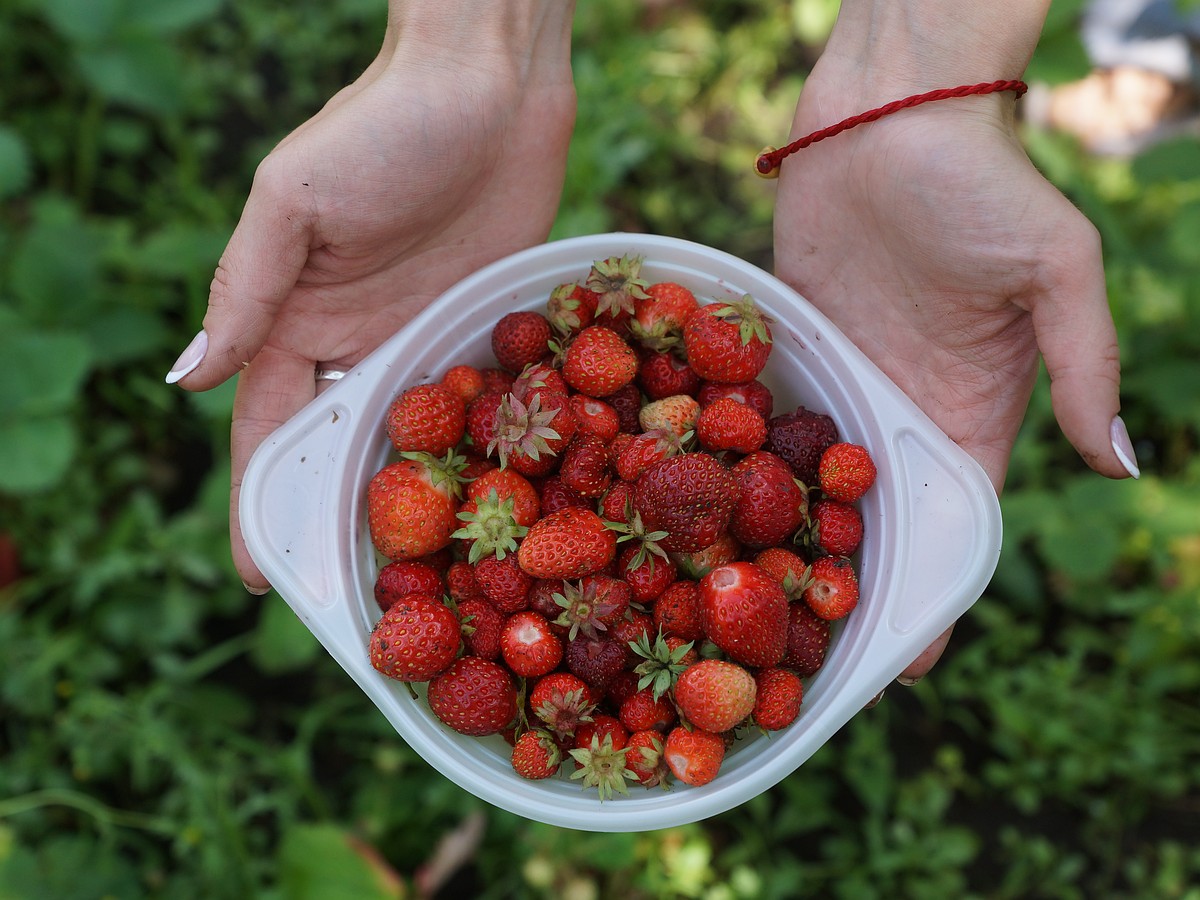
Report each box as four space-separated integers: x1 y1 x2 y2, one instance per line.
369 594 461 682
367 454 462 561
674 659 757 734
632 452 739 553
728 451 808 549
682 295 772 383
517 507 617 580
426 656 518 736
384 382 467 457
663 726 725 786
562 325 639 398
698 561 788 667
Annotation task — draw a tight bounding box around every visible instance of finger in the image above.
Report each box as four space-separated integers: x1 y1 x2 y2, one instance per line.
166 159 313 391
228 347 318 592
897 623 955 684
1026 217 1137 480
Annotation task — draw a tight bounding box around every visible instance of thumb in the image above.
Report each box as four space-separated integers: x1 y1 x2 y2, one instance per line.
165 169 312 390
1027 219 1138 480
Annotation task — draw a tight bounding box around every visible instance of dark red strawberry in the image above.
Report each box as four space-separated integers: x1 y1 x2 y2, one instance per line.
558 431 613 498
426 656 518 736
565 634 628 691
783 600 831 676
457 597 504 661
632 452 739 553
728 451 808 549
374 560 444 612
763 407 839 486
491 310 553 374
638 350 701 400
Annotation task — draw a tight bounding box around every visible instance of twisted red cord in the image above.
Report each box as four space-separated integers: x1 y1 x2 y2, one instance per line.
755 79 1028 176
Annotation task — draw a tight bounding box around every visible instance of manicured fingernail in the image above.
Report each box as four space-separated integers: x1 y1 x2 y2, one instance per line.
165 330 208 385
243 580 271 596
1109 415 1140 479
896 674 921 686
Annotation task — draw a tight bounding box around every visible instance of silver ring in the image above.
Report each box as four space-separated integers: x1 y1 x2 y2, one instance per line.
315 369 346 382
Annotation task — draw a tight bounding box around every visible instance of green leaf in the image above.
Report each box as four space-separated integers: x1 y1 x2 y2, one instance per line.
252 599 321 675
1026 28 1092 85
0 330 92 417
0 417 77 494
34 0 122 43
0 127 32 200
277 825 404 900
122 0 227 34
76 38 185 114
1132 137 1200 186
6 198 108 324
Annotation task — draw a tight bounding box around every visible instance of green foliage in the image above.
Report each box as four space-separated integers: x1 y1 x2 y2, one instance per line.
2 1 1198 898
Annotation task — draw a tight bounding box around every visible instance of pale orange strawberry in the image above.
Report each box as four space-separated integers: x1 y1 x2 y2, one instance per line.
366 455 462 561
384 383 466 456
674 659 757 734
638 394 700 439
517 507 617 580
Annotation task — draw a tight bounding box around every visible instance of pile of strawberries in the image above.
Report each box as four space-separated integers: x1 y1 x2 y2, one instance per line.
364 255 876 796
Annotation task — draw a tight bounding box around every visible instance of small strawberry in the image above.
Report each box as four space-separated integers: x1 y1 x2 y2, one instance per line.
697 379 774 420
369 594 461 682
552 576 628 640
427 656 518 737
605 382 644 433
613 429 683 482
618 687 677 733
373 560 444 612
696 397 767 455
558 431 613 498
608 609 655 653
489 391 570 476
617 541 676 603
491 310 553 374
629 281 699 351
537 475 592 515
500 610 563 677
728 451 808 550
638 350 700 400
517 507 617 580
783 600 831 675
650 578 704 642
466 467 540 526
663 726 725 787
465 389 506 453
632 453 739 553
625 729 669 787
585 254 650 329
803 556 860 620
629 630 694 700
480 367 515 394
446 559 487 604
384 383 466 457
530 671 597 742
753 667 804 731
546 281 599 335
474 552 533 613
562 325 639 398
569 729 634 800
674 659 757 734
668 532 742 581
598 480 635 524
565 634 628 691
457 597 504 661
752 546 810 599
367 454 463 561
818 442 877 503
699 561 788 667
568 394 621 443
453 488 529 564
764 407 839 486
682 295 772 383
511 728 563 780
440 364 487 404
638 394 700 440
511 360 569 404
810 498 864 557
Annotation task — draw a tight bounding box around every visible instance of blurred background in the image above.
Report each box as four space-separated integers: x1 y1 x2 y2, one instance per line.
1 1 1197 897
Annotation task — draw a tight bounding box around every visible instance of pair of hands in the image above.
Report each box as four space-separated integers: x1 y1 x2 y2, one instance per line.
170 17 1131 684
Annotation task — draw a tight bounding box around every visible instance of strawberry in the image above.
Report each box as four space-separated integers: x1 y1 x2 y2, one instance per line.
638 350 700 400
530 671 597 741
427 656 518 737
697 379 774 420
613 429 682 482
373 560 444 612
552 576 629 640
491 310 552 374
474 552 533 613
565 634 628 691
607 610 655 655
651 578 704 642
696 397 767 455
511 728 562 780
753 667 804 731
764 407 839 486
605 382 644 433
663 726 725 787
453 488 529 564
617 541 676 603
457 597 504 661
465 467 540 527
562 325 639 398
489 391 572 476
632 452 739 553
537 475 591 515
480 367 515 394
517 507 617 580
810 498 864 557
803 556 860 620
638 394 700 439
385 383 466 456
699 561 788 667
753 546 810 598
465 389 506 453
629 281 699 351
682 295 772 383
446 560 487 603
558 431 612 498
440 364 486 404
568 394 621 442
674 659 757 734
500 610 563 677
818 442 877 503
728 451 808 549
598 480 634 524
367 455 462 561
629 630 694 700
668 532 742 581
625 730 669 787
546 281 599 335
369 594 461 682
783 600 831 675
618 687 677 733
569 727 634 800
585 254 650 329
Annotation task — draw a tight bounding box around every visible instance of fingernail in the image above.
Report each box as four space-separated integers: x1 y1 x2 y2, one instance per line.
1109 415 1140 479
165 330 208 385
896 674 921 686
863 689 885 709
243 581 271 596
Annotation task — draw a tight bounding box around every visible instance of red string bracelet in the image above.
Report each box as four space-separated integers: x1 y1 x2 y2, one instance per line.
755 79 1028 178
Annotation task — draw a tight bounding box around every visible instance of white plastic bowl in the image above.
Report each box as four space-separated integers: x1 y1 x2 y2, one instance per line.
240 233 1002 832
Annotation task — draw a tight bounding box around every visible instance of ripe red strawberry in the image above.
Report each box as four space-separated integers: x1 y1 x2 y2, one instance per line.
564 634 628 691
699 561 788 667
753 667 804 731
369 594 461 682
663 726 725 786
728 451 808 549
373 560 444 612
605 382 644 433
440 364 486 404
585 254 650 329
598 480 634 524
491 310 552 374
511 728 562 780
625 729 669 787
385 383 466 456
500 610 563 677
764 407 839 486
618 687 677 733
697 379 774 420
569 720 634 800
639 394 700 439
568 394 621 442
572 713 628 757
453 489 528 565
682 296 772 383
489 391 573 476
562 325 639 398
457 597 504 661
675 659 757 734
551 576 629 640
465 467 540 527
669 531 742 581
803 556 860 620
608 608 655 652
446 559 487 603
474 552 533 613
651 578 703 642
558 431 612 498
818 442 877 503
546 281 599 335
613 429 681 482
480 367 515 394
367 456 461 561
427 656 518 737
696 397 767 454
617 541 676 603
753 546 810 598
517 507 617 580
810 498 864 557
537 475 591 515
530 671 597 741
629 281 699 351
783 600 831 675
632 453 739 553
465 389 506 452
638 350 700 400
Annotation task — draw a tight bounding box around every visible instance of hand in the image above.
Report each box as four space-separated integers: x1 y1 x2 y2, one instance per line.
167 4 576 592
773 64 1134 683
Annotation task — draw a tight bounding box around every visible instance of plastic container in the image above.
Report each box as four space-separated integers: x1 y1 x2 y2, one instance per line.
240 233 1002 832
